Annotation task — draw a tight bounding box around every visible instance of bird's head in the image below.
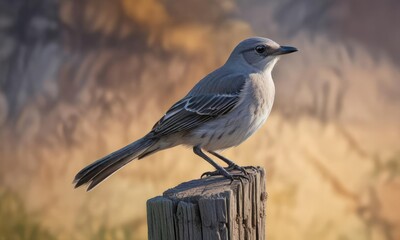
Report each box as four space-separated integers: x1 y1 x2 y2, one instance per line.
227 37 297 72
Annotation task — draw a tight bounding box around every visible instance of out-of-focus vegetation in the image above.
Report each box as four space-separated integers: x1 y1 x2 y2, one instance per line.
0 189 146 240
0 0 399 239
0 190 55 240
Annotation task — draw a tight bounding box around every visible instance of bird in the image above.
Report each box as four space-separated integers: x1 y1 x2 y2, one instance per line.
73 37 297 191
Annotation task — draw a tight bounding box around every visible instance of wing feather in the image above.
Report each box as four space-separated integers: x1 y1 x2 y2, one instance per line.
150 74 247 137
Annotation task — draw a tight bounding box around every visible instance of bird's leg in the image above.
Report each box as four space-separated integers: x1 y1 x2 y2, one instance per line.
208 151 247 173
193 146 248 181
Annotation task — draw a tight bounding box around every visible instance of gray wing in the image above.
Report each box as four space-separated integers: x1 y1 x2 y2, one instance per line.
188 70 247 96
150 73 247 137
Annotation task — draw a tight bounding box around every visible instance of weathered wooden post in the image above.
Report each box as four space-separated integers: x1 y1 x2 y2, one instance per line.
147 167 267 240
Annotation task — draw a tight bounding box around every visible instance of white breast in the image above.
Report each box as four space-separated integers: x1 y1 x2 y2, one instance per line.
187 72 275 151
240 72 275 139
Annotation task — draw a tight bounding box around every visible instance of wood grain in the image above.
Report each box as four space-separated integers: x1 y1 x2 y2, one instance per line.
147 167 266 240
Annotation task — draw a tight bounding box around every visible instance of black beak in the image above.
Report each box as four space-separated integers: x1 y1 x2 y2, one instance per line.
274 45 298 55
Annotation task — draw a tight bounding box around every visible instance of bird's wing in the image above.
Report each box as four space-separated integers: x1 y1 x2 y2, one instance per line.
150 73 247 137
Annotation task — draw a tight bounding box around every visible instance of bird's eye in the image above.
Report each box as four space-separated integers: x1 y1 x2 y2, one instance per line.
255 45 267 54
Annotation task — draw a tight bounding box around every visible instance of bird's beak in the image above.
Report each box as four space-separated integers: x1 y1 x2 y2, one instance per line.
273 45 298 55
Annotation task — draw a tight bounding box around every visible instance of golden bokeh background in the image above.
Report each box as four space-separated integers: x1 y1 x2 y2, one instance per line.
0 0 399 239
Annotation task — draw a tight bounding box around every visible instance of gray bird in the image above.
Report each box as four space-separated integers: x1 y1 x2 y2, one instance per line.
74 37 297 191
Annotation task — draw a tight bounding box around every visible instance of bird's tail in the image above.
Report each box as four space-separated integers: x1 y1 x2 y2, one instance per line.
73 136 156 191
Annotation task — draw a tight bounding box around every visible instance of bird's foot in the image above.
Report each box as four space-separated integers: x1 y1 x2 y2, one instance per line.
225 164 251 175
201 166 249 183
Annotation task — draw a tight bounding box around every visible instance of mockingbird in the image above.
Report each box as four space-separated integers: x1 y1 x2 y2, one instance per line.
74 37 297 191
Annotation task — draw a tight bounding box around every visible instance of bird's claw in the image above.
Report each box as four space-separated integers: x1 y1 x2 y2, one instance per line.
226 164 243 171
226 164 253 176
200 169 250 183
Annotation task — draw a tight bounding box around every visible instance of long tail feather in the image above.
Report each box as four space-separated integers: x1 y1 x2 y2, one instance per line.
73 137 155 191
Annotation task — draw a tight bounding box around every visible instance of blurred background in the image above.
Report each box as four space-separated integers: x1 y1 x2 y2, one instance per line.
0 0 399 239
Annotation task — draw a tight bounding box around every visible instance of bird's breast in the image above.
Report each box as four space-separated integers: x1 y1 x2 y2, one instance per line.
185 73 275 151
241 73 275 137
